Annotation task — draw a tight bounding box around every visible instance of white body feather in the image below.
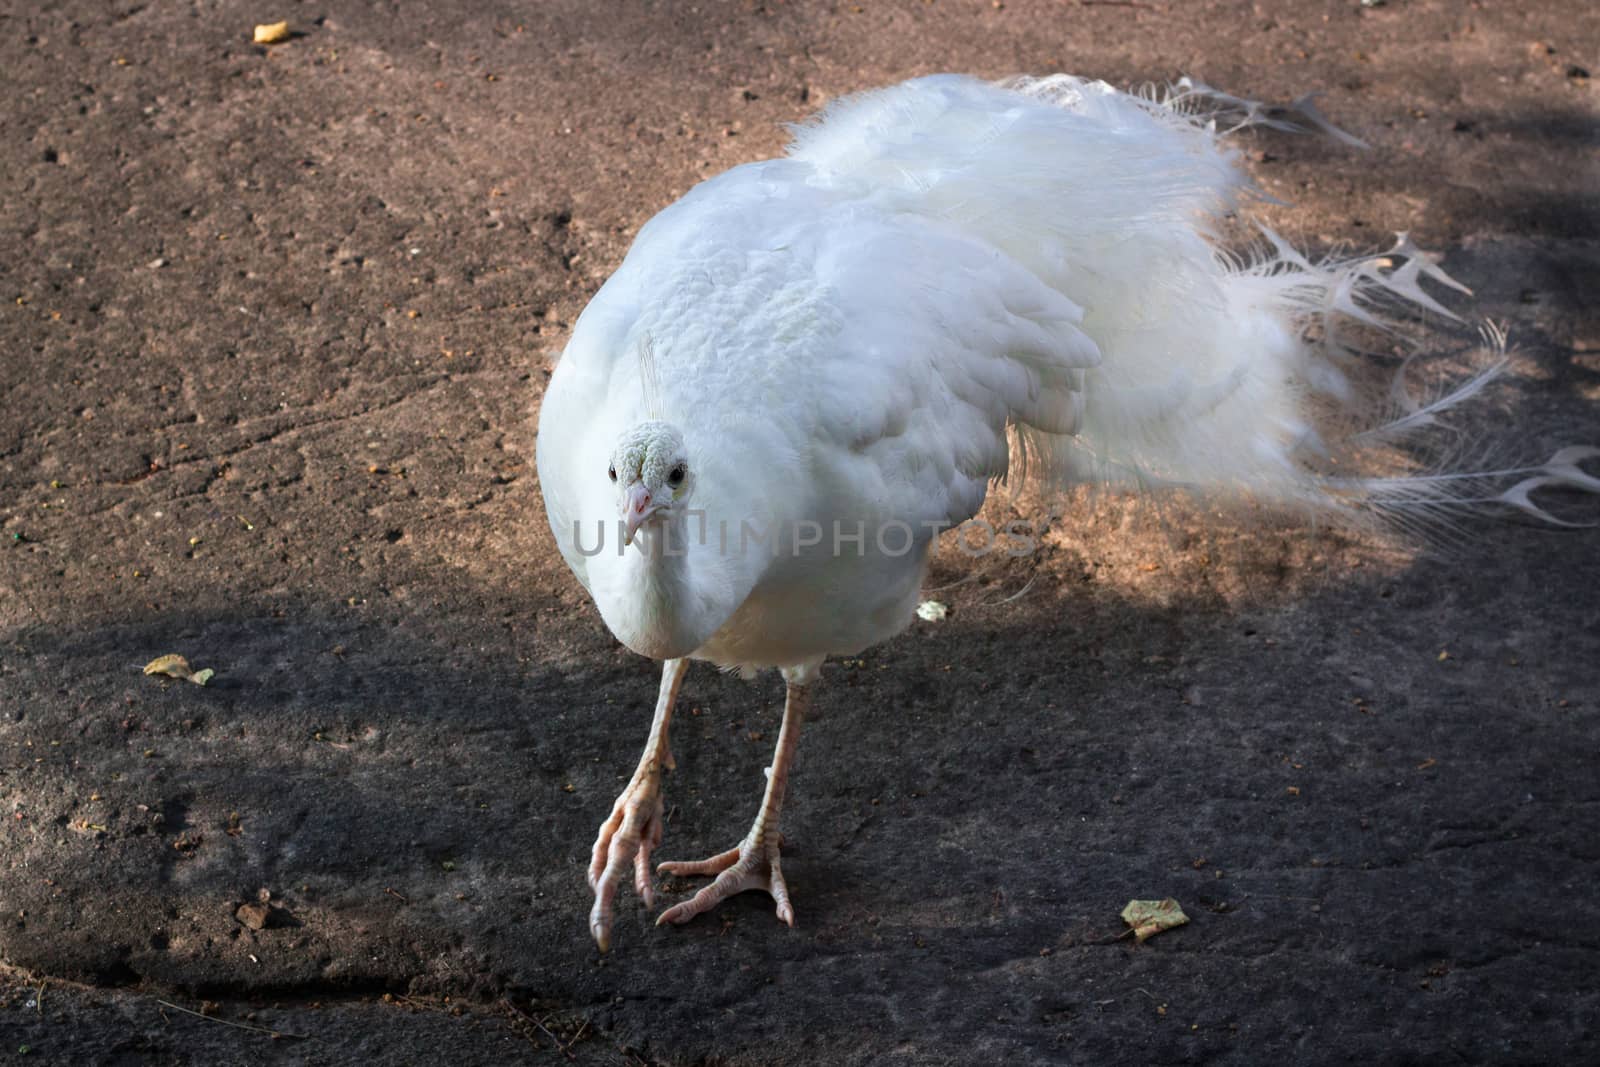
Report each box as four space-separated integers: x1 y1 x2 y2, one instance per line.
536 75 1595 674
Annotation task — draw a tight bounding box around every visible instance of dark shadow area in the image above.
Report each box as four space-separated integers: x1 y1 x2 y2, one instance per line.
4 493 1599 1064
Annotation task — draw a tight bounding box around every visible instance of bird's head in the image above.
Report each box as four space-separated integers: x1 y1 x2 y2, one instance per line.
609 420 692 545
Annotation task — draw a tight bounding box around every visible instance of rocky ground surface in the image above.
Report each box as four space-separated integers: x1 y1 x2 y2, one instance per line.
2 1 1597 1063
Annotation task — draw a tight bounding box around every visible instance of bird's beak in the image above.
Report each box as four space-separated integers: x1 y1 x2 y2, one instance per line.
621 483 664 546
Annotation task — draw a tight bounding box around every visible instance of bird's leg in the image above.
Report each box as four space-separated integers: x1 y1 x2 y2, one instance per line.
656 673 813 929
587 656 688 952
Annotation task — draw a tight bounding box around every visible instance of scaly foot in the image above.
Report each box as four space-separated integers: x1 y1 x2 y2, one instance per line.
655 671 814 930
657 829 793 927
587 756 669 950
587 658 687 952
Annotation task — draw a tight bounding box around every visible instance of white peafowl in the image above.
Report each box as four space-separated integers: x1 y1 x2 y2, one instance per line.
534 74 1597 951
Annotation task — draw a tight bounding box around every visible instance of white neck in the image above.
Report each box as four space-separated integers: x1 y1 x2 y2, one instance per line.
594 511 731 660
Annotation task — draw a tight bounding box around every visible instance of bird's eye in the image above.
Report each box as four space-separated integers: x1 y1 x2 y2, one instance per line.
668 465 685 486
607 465 617 483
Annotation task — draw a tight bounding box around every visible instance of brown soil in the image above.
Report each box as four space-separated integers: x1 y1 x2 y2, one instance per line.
2 1 1597 1063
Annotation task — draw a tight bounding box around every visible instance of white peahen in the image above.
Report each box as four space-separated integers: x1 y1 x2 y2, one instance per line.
534 74 1597 951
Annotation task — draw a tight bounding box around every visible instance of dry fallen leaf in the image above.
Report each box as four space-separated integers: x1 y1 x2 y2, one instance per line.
143 654 215 686
1121 898 1189 943
253 21 290 44
144 654 193 678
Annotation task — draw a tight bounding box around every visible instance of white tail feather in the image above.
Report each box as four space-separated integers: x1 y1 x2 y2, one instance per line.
788 75 1597 527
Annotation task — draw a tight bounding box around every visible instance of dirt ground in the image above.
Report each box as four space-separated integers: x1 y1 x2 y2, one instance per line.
2 1 1598 1063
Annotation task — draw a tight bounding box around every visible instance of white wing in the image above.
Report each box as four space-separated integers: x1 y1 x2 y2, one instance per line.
539 157 1101 559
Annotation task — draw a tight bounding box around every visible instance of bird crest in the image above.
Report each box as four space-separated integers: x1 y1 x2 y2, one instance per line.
638 333 663 421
